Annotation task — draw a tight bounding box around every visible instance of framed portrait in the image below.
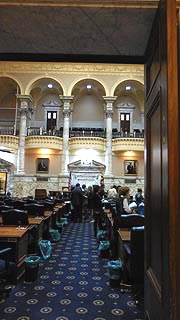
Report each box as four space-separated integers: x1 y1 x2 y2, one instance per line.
124 160 137 175
37 158 49 173
0 171 7 194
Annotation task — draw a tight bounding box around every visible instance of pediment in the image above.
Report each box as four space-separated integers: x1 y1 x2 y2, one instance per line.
0 158 12 168
68 159 105 170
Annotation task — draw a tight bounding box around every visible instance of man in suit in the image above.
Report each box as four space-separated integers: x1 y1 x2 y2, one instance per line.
71 183 84 222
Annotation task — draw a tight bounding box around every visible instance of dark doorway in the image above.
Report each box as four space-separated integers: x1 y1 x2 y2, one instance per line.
47 111 57 132
120 112 130 133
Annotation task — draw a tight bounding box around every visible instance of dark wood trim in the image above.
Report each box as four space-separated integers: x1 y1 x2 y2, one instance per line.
0 53 145 64
166 0 180 318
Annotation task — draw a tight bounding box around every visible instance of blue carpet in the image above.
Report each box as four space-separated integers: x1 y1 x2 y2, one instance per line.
0 221 144 320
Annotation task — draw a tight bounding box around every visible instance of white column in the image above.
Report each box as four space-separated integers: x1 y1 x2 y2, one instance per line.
59 96 74 174
16 95 32 175
103 96 117 176
141 112 144 131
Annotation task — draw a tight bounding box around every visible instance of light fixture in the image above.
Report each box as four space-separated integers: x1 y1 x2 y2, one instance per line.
86 84 92 90
125 85 131 91
48 83 53 88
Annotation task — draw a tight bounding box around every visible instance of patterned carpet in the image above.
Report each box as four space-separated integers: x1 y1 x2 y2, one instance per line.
0 221 144 320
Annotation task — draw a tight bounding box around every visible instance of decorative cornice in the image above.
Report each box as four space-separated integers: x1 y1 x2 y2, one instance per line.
0 134 144 152
113 138 144 151
0 1 159 8
0 61 144 76
69 137 106 152
0 135 19 150
25 136 63 149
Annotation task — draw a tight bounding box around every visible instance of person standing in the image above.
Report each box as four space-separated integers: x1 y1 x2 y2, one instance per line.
82 184 88 221
92 185 103 237
71 183 83 222
107 185 117 200
87 185 94 221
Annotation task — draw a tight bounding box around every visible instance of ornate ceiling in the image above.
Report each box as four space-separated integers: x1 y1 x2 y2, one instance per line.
0 0 159 61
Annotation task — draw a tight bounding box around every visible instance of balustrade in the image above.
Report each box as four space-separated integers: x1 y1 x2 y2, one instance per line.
0 126 144 139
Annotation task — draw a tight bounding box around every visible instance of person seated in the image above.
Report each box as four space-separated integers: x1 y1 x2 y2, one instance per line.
135 188 144 202
136 194 144 215
116 186 133 215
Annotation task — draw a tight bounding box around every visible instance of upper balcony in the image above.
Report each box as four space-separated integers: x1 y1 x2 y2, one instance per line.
0 134 19 151
0 126 144 152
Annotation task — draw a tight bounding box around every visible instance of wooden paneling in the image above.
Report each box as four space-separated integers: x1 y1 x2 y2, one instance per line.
145 0 180 319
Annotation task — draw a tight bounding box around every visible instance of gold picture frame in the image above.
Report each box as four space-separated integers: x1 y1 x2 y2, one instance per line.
0 171 7 194
37 158 49 173
124 160 137 175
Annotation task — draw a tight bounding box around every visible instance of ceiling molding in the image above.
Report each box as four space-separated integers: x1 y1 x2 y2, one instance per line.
0 61 144 76
0 0 159 8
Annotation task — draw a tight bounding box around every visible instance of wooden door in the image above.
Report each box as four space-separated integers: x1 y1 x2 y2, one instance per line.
120 112 130 133
144 0 180 319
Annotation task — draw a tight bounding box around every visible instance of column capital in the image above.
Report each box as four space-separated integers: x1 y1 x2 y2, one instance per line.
103 96 117 103
103 96 117 114
16 94 32 103
59 95 74 116
59 95 74 102
105 111 113 119
16 94 33 114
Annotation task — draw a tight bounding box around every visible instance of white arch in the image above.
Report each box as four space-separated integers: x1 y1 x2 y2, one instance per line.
0 75 23 94
68 76 108 96
111 78 144 96
25 75 66 95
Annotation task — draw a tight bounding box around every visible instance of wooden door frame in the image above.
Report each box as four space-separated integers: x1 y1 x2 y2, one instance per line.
144 0 180 318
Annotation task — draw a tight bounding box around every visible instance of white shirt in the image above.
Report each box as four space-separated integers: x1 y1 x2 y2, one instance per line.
123 197 131 213
107 188 117 199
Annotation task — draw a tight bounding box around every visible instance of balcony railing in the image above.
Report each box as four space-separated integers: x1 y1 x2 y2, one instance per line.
0 127 14 135
112 131 144 139
27 128 63 137
0 126 144 139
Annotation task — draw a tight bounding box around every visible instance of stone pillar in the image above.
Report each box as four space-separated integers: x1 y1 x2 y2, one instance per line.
59 96 74 175
103 96 117 176
16 95 32 175
141 112 144 131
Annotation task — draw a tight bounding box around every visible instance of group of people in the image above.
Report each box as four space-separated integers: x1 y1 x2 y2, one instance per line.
70 183 93 223
107 185 144 216
70 181 144 237
70 183 106 237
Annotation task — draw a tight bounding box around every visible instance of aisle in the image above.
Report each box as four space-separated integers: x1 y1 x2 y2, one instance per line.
0 222 144 320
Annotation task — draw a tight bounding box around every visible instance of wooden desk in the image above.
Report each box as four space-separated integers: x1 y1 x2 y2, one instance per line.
0 226 29 283
44 210 56 229
0 226 28 238
118 229 131 241
29 217 44 224
117 229 131 263
28 216 45 242
54 204 66 222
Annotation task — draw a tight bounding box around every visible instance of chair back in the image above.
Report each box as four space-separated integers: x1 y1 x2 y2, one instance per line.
13 200 26 209
38 201 54 211
131 226 144 283
120 214 144 228
1 209 29 226
24 203 45 216
0 205 13 214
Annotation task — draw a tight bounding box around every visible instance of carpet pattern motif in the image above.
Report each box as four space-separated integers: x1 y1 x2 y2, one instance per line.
0 221 144 320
